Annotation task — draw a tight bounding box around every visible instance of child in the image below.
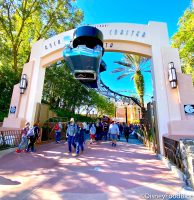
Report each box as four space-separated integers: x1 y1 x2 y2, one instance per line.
89 123 96 144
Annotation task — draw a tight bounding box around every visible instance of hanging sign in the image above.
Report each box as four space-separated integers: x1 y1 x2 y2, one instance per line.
184 105 194 114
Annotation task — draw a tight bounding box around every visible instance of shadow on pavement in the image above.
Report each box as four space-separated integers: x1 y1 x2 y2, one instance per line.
0 138 185 200
0 176 20 185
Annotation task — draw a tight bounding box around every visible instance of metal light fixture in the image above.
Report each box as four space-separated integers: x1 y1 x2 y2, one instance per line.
168 62 177 89
19 74 28 94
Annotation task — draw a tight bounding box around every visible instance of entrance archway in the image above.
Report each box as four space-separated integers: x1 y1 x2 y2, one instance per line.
3 22 194 154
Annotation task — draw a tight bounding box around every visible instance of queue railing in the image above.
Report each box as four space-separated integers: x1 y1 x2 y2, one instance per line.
0 128 22 150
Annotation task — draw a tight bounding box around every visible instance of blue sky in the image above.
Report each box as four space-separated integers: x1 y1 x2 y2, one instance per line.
76 0 191 103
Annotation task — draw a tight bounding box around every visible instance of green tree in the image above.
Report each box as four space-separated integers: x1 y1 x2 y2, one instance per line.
92 93 114 117
42 62 89 112
112 54 151 109
0 0 83 119
0 0 83 73
0 66 19 121
98 98 115 117
43 62 115 118
82 90 98 116
171 1 194 82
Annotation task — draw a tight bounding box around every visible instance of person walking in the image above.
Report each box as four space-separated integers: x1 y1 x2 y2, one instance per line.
86 122 90 134
16 122 30 153
117 122 122 141
26 125 36 152
108 121 119 147
95 122 102 143
53 122 62 143
74 123 85 156
119 122 123 138
66 118 77 153
33 122 41 149
124 123 130 142
102 122 109 141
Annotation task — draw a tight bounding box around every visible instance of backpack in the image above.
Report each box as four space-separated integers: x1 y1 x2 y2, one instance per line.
27 127 34 137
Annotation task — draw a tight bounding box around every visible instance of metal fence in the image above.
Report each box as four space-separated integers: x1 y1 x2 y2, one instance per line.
163 136 183 171
0 128 22 150
0 122 69 150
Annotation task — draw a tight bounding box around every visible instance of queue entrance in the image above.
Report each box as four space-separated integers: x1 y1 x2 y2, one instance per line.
3 22 194 155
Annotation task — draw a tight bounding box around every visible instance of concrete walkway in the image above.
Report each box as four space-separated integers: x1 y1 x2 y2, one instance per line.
0 138 192 200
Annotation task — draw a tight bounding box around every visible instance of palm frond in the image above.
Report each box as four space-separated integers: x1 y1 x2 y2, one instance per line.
124 54 135 65
124 54 150 71
140 57 150 66
124 54 140 70
140 60 151 71
130 75 135 81
114 61 132 68
111 67 126 73
140 65 151 71
117 73 131 80
144 70 151 73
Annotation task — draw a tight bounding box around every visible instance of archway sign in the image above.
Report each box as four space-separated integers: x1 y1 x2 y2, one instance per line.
3 22 194 154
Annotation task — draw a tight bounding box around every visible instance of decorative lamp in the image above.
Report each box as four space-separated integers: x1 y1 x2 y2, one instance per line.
19 74 28 94
168 62 177 89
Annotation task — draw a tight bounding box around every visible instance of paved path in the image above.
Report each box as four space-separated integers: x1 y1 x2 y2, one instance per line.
0 139 192 200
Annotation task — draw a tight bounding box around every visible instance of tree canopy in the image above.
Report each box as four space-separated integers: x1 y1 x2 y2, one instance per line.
171 1 194 82
0 0 83 120
0 1 114 121
42 62 115 117
0 0 83 73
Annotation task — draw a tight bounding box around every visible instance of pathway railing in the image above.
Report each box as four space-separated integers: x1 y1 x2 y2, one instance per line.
163 136 183 171
136 132 144 143
0 128 22 150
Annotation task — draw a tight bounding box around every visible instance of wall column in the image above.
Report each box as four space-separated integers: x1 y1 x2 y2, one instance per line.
3 39 46 128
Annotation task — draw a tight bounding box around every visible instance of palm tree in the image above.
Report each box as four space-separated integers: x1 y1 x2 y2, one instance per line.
112 54 151 109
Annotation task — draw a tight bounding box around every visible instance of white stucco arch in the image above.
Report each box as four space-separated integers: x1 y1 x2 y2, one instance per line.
3 21 194 155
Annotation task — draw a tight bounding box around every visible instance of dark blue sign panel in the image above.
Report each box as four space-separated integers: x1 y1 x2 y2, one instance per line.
184 105 194 114
10 106 16 114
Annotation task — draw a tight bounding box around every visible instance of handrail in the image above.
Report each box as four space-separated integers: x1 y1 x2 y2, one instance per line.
0 129 22 150
163 136 183 171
